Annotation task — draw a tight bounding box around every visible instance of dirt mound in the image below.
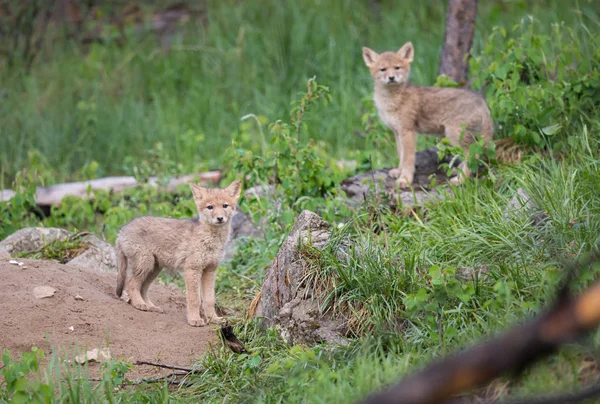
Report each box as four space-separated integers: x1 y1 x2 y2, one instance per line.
0 258 216 377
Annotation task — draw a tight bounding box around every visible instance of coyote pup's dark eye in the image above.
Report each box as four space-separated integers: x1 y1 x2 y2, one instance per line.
379 68 386 72
207 205 213 210
395 66 400 70
223 203 229 208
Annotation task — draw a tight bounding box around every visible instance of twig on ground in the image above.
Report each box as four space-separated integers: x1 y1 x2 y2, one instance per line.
133 360 200 373
130 371 193 386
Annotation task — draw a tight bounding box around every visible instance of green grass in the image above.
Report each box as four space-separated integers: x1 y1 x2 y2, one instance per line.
1 0 599 185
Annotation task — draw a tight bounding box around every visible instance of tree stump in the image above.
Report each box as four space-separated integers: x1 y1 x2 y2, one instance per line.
439 0 478 85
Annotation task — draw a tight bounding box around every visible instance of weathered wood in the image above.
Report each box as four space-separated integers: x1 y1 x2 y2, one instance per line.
0 171 222 206
439 0 478 84
252 210 348 345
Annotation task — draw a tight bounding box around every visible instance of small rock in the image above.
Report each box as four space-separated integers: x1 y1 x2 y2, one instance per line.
504 188 549 226
68 326 75 332
74 295 84 301
9 260 19 265
33 286 56 299
74 348 111 364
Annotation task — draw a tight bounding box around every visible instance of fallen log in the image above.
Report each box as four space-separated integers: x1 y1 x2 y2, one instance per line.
0 171 222 206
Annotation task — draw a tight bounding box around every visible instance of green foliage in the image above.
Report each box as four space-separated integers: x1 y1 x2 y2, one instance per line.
435 135 497 178
471 18 600 151
15 235 88 264
2 0 592 185
230 77 352 233
1 348 52 404
123 141 186 185
232 77 336 201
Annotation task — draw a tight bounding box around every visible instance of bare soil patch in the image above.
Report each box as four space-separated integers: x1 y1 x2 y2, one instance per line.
0 258 216 378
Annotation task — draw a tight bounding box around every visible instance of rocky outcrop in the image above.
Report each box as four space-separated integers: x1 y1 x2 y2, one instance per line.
252 210 348 345
66 234 118 273
0 227 118 273
340 148 454 206
224 209 264 260
0 227 71 257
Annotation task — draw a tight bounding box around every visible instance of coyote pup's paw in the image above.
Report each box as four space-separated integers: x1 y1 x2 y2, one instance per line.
207 315 224 325
396 176 412 189
389 168 402 179
188 317 207 327
131 301 149 311
148 305 164 313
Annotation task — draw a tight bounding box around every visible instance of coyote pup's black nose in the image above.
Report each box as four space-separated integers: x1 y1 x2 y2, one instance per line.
388 76 395 82
217 217 224 223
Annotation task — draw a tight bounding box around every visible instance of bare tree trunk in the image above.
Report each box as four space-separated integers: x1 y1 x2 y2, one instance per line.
439 0 478 85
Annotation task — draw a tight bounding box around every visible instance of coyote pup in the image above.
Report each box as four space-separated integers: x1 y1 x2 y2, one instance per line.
362 42 493 188
115 180 242 327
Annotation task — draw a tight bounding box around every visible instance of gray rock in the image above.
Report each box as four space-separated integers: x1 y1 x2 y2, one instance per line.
253 210 348 345
504 188 549 226
224 209 264 260
340 148 452 206
0 227 118 273
244 184 275 199
275 298 349 346
230 210 263 240
0 228 71 256
66 234 117 273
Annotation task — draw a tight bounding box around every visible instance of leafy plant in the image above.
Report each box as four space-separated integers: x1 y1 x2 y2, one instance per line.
1 348 52 403
470 18 600 152
230 77 351 231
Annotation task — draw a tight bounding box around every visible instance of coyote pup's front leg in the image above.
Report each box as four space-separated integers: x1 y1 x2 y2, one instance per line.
389 129 416 189
201 266 222 324
184 267 206 327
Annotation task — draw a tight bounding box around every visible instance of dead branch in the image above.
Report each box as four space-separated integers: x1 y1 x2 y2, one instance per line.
130 371 193 386
361 256 600 404
0 171 222 206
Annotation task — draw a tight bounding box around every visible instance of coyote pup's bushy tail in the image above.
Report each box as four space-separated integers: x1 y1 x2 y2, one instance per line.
115 242 128 297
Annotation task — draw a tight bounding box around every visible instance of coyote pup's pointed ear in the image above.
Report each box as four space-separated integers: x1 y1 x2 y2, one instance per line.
397 42 414 62
189 182 207 200
225 180 242 202
362 47 378 68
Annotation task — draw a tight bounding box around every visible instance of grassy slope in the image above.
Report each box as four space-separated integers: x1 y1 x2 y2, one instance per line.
1 0 596 185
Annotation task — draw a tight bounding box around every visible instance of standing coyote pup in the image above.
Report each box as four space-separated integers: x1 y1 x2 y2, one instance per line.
362 42 493 188
115 180 242 327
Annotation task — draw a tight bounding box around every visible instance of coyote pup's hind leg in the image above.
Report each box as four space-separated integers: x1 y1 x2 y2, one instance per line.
126 253 155 312
140 261 164 313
